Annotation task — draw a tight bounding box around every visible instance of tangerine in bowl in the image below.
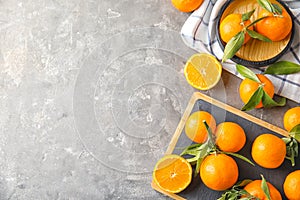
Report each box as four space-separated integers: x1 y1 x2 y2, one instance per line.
216 0 295 68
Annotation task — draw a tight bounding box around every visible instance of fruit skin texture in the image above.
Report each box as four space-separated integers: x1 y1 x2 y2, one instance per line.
215 122 246 152
283 107 300 132
244 180 282 200
185 111 217 143
219 13 253 44
171 0 204 12
251 133 286 169
256 7 292 41
284 170 300 200
239 74 274 109
200 154 238 191
152 154 192 193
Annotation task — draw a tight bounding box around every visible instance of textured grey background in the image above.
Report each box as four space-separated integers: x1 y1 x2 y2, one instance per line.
0 0 298 199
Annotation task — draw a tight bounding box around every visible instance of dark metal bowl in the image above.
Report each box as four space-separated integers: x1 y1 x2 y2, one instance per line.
216 0 295 68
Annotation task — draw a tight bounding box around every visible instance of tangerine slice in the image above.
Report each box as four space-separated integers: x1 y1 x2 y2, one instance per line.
184 53 222 90
152 154 192 193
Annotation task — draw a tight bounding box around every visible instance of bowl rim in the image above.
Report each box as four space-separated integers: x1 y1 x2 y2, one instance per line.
216 0 295 68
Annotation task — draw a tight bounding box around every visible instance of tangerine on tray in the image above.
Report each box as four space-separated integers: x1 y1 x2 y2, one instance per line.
244 179 282 200
219 13 253 44
239 74 274 109
215 122 246 152
185 111 217 143
200 153 238 191
283 106 300 132
251 133 286 169
152 154 192 193
284 170 300 200
256 6 292 42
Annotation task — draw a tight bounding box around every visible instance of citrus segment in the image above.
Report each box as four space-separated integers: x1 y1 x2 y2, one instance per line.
184 53 222 90
153 154 192 193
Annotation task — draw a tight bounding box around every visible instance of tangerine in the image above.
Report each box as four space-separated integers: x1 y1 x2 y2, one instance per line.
215 122 246 152
251 133 286 169
283 170 300 200
171 0 204 12
200 153 238 191
256 6 292 41
184 53 222 90
152 154 192 193
244 179 282 200
283 107 300 132
219 13 253 44
185 111 217 143
239 74 274 108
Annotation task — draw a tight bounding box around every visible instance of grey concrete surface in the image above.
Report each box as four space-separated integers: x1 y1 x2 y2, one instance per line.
0 0 298 200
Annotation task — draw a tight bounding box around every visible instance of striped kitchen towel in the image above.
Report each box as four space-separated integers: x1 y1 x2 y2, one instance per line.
181 0 300 103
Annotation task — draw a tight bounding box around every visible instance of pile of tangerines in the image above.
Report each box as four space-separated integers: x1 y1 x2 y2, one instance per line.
153 106 300 199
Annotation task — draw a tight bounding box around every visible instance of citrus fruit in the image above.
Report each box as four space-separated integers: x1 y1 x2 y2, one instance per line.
256 6 292 41
184 53 222 90
185 111 217 143
283 107 300 132
220 13 253 44
215 122 246 152
239 74 274 109
251 133 286 168
284 170 300 200
152 154 192 193
171 0 204 12
200 153 238 191
244 179 282 200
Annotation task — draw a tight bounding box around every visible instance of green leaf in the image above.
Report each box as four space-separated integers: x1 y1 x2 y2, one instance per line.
290 124 300 141
223 152 255 166
242 9 256 21
236 64 260 82
180 143 202 156
203 120 216 149
246 16 267 29
246 29 272 42
260 175 271 200
194 157 203 177
222 31 245 62
235 179 253 188
264 61 300 75
272 3 282 14
241 86 264 111
283 137 298 166
257 0 275 13
261 91 286 108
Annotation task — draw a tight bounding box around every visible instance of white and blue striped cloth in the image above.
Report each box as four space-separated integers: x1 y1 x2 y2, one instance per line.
181 0 300 103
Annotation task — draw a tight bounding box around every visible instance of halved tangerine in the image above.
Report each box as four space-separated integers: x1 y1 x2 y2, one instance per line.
152 154 192 193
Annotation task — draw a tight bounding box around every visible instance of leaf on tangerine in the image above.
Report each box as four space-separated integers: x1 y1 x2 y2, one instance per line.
241 86 264 111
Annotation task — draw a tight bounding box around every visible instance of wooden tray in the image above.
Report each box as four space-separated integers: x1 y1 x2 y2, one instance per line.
151 92 298 200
